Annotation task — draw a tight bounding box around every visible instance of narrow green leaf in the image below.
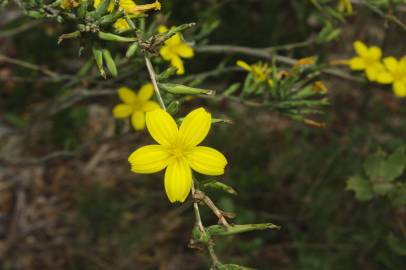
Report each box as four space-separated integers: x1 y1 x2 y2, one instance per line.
159 83 215 95
207 223 280 237
102 49 118 77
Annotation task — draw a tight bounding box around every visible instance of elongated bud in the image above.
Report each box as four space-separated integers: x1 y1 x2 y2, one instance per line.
167 101 180 114
58 31 81 44
157 67 178 80
102 49 117 77
98 31 137 43
207 223 280 237
159 83 215 95
126 42 139 58
92 46 106 78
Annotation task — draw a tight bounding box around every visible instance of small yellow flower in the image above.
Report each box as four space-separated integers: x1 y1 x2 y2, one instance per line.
338 0 352 13
313 81 329 94
128 108 228 203
349 40 385 82
159 26 194 75
93 0 161 31
377 56 406 97
294 56 317 67
236 60 273 86
113 83 160 130
61 0 80 9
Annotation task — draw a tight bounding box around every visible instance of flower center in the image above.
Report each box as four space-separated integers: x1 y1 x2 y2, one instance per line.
167 142 191 159
131 99 143 110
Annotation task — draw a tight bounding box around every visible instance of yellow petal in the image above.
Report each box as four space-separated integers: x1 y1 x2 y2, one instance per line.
171 56 185 75
138 83 154 101
179 108 211 147
166 34 182 47
383 57 399 72
146 109 178 146
236 60 252 72
119 0 137 14
377 72 394 84
368 46 382 60
400 56 406 68
160 46 175 61
164 158 192 203
393 81 406 97
128 145 170 173
118 87 137 104
158 25 168 33
175 44 194 58
353 41 368 57
114 18 130 31
187 146 227 176
349 57 365 70
131 110 145 130
142 101 160 112
113 104 133 118
365 67 379 81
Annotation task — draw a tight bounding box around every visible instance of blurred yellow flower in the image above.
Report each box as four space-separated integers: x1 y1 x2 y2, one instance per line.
93 0 161 31
236 60 273 86
338 0 352 13
159 25 194 75
349 41 384 82
113 83 160 130
377 56 406 97
61 0 80 9
128 108 228 203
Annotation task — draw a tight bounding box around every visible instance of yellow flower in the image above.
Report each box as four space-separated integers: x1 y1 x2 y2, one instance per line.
377 56 406 97
236 60 273 86
113 83 160 130
159 26 194 75
61 0 80 9
93 0 161 31
338 0 352 13
128 108 228 203
349 41 384 82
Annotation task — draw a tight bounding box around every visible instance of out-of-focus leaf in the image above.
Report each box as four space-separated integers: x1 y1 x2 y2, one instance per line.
386 233 406 256
346 175 374 201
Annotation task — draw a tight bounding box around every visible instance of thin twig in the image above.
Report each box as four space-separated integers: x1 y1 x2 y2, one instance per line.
0 53 63 79
144 56 167 110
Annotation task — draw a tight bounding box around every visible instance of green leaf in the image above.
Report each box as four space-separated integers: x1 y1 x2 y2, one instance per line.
384 147 406 181
218 264 256 270
159 83 215 95
346 175 374 201
200 179 238 196
386 233 406 256
102 49 118 77
363 148 406 182
390 184 406 207
363 150 387 180
207 223 280 237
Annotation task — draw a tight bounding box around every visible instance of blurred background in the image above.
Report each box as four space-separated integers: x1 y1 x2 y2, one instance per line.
1 0 406 269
